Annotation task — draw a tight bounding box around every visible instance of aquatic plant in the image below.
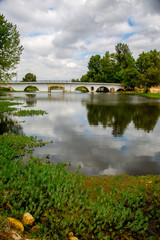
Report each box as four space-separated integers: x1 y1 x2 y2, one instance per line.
0 100 22 113
14 109 48 116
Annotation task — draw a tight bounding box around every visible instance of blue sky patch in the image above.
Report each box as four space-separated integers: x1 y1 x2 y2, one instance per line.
28 32 46 37
48 8 54 11
85 40 92 45
121 32 135 41
74 51 103 61
128 17 135 27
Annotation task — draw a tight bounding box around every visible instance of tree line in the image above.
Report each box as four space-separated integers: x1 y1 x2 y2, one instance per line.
76 43 160 92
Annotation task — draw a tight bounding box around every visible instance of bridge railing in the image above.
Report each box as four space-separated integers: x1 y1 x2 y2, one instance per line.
9 80 122 86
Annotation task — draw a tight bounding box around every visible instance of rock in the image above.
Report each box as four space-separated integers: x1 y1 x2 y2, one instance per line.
10 231 22 240
7 218 24 232
68 232 79 240
22 213 35 226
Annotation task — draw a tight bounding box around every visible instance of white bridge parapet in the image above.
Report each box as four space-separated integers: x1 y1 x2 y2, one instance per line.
0 81 124 92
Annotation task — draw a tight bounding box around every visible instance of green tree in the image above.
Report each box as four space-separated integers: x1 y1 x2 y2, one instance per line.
0 14 23 82
100 52 116 82
88 55 101 72
122 67 139 90
22 73 37 82
138 67 160 92
136 52 152 74
114 43 136 85
136 50 160 73
114 43 135 70
136 50 160 91
86 55 102 82
71 78 80 82
80 74 89 82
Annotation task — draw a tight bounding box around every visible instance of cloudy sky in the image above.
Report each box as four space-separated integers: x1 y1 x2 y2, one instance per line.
1 0 160 81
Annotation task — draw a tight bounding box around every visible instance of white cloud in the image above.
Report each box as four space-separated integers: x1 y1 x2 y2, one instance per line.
1 0 160 80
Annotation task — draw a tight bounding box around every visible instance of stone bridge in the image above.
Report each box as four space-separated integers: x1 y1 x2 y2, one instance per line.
1 81 124 92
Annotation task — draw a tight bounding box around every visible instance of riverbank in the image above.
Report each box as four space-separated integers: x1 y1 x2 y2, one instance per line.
124 91 160 99
0 96 160 239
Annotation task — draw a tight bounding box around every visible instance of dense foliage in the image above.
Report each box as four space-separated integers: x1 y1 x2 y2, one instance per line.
80 43 160 91
0 14 23 82
22 72 37 82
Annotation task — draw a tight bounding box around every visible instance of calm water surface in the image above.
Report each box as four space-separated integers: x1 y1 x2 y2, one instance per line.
2 92 160 176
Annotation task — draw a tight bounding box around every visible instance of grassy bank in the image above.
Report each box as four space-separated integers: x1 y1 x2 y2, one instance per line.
125 92 160 99
0 134 160 240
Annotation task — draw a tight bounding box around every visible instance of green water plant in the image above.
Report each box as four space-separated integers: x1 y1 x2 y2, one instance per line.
0 100 22 113
14 109 48 116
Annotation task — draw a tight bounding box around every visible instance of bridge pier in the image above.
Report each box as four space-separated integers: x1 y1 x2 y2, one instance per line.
110 88 115 93
48 87 51 92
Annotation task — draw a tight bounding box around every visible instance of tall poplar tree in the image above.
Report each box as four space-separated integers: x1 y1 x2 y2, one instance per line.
0 14 23 82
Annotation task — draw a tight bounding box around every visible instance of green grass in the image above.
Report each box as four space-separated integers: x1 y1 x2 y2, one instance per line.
0 134 160 239
125 92 160 99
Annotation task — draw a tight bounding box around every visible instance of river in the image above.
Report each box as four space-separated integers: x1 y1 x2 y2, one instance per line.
1 91 160 176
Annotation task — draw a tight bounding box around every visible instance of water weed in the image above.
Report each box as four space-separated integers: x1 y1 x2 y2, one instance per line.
0 100 22 113
14 109 48 116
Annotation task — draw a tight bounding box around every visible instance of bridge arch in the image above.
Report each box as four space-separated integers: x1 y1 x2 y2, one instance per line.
7 86 14 91
75 86 89 92
48 85 65 92
117 88 125 92
24 85 39 92
96 86 109 93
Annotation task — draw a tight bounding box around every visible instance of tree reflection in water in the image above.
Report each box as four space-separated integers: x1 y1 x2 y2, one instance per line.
86 103 160 137
0 114 23 135
25 94 37 107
